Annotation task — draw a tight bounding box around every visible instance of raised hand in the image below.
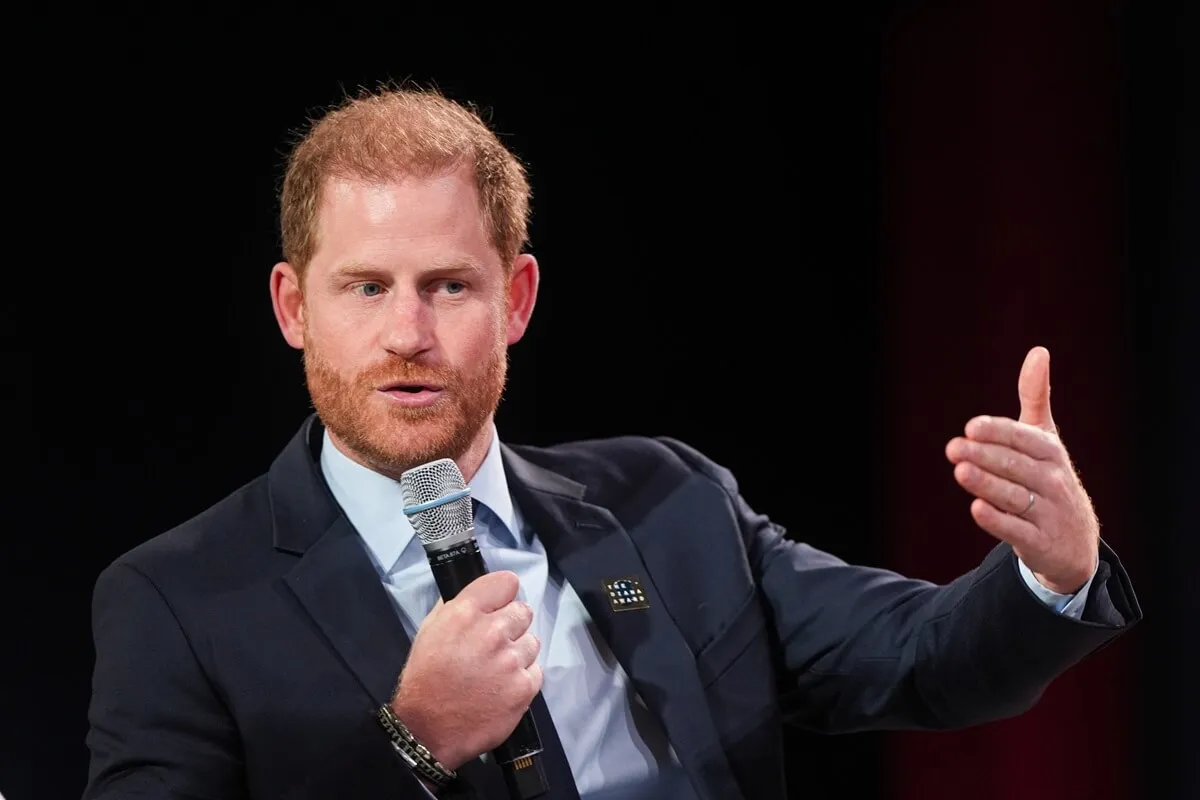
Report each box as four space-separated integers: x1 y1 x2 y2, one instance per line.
945 346 1100 594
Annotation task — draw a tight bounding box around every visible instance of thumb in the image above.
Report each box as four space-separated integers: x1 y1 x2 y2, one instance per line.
1017 346 1055 431
461 570 521 613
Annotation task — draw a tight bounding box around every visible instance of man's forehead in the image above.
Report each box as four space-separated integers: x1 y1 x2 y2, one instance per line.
315 171 483 228
307 172 501 275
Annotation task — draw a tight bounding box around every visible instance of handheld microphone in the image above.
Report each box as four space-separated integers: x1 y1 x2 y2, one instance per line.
400 458 549 800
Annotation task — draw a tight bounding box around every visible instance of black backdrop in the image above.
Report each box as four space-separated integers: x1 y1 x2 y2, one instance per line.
14 2 1196 798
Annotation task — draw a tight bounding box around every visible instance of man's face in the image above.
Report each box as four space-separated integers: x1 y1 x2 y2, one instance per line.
281 169 529 478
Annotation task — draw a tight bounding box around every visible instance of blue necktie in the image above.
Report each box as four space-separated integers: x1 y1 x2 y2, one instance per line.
472 501 580 800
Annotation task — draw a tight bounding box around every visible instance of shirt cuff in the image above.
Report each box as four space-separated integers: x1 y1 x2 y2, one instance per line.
1016 554 1099 621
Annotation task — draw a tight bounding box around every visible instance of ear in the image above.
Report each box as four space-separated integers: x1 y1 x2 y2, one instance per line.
504 253 540 346
270 262 306 350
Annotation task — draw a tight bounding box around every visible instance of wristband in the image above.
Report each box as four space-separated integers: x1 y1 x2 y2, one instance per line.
376 704 458 788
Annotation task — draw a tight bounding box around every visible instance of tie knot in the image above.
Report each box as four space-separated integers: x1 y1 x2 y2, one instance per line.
473 498 519 549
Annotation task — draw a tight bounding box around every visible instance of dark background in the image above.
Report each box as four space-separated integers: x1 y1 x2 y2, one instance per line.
14 1 1196 798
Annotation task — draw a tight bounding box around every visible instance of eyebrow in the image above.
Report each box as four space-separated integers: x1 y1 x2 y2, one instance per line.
426 256 487 277
330 257 487 280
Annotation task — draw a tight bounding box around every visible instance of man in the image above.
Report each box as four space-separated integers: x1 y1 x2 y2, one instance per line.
83 87 1140 800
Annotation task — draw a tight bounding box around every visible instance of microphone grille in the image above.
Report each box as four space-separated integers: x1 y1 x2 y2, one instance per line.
399 458 474 547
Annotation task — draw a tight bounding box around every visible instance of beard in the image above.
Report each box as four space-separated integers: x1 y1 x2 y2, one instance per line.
302 328 508 480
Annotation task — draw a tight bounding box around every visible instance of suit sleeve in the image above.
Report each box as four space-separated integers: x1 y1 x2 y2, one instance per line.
83 561 248 799
659 438 1142 734
83 562 447 800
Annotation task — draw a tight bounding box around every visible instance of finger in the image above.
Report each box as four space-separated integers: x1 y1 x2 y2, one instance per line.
945 438 1049 493
495 600 534 641
953 461 1036 515
1017 346 1056 432
463 571 521 613
969 498 1041 551
526 663 544 695
964 415 1061 461
512 632 541 669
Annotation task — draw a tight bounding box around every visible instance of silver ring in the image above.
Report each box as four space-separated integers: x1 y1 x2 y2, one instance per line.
1019 491 1036 517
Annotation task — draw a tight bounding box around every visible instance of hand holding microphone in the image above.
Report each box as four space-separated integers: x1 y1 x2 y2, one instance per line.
391 570 542 771
389 457 550 798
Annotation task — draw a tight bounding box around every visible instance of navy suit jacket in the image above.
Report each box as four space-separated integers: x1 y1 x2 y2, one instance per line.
84 415 1141 800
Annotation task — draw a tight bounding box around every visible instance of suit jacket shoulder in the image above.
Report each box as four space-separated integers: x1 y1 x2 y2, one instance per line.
101 473 278 595
504 434 740 519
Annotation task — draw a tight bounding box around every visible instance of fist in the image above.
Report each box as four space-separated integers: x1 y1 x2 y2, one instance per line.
390 571 542 771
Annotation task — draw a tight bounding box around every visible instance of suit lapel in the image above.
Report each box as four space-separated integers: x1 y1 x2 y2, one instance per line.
281 516 412 706
270 416 411 706
502 445 739 800
269 416 507 798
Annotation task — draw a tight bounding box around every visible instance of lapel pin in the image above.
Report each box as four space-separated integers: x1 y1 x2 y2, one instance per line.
604 577 650 612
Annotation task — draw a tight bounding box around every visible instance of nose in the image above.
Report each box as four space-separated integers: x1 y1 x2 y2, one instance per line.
379 289 437 361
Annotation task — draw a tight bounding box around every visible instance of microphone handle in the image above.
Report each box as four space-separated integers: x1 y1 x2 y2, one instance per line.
428 538 490 601
428 538 549 799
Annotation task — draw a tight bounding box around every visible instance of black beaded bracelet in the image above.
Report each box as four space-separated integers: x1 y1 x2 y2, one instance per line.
376 704 458 788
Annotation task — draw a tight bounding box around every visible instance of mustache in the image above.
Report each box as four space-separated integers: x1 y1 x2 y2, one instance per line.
359 360 459 388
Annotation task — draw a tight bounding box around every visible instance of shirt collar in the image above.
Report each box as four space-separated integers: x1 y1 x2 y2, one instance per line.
319 423 524 575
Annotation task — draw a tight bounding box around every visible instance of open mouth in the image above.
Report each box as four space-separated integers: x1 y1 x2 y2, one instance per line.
378 382 446 407
380 383 445 394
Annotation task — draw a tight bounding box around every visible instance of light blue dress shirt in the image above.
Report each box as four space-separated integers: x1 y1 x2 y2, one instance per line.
319 426 1096 798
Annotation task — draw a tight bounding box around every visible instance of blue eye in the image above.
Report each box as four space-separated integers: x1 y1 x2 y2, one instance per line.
355 283 384 297
444 281 466 295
